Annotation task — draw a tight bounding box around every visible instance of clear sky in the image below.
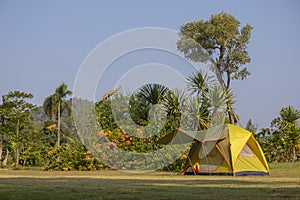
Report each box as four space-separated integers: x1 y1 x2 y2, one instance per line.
0 0 299 129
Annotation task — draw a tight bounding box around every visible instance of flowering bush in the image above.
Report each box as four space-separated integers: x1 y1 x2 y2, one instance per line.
46 142 107 171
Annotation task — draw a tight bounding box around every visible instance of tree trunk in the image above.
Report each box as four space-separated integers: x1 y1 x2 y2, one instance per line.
51 108 55 123
293 146 296 163
15 118 20 167
228 105 242 126
213 64 227 89
0 134 2 161
213 47 243 126
227 105 235 124
22 156 27 167
226 71 231 90
1 149 9 166
213 60 236 125
225 71 236 125
57 101 61 147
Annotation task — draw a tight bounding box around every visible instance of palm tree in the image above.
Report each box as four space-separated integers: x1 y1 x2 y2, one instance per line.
43 83 72 147
162 89 186 118
206 85 235 125
43 95 58 122
186 70 214 100
185 97 209 130
186 70 220 129
137 83 169 120
186 70 240 125
137 84 169 105
136 84 169 140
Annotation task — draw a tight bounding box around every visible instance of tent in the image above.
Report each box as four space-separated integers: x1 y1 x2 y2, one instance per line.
158 124 270 176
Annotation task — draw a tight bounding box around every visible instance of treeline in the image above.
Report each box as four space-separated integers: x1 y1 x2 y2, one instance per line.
0 82 299 171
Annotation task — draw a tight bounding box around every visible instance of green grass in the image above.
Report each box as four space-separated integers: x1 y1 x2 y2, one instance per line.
0 162 299 200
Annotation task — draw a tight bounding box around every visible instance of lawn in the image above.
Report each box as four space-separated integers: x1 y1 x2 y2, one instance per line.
0 162 299 200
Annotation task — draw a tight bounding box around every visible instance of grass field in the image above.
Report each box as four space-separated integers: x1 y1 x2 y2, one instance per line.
0 162 299 200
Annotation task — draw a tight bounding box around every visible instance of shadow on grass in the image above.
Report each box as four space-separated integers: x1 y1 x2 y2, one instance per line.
0 177 299 200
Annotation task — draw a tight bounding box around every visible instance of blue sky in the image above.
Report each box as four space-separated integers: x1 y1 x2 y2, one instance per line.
0 0 299 129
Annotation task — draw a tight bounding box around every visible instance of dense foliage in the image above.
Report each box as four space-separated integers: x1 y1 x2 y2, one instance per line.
0 88 299 170
256 106 300 163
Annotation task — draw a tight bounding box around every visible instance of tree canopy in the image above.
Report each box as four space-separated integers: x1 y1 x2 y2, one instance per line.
177 12 252 124
177 12 252 89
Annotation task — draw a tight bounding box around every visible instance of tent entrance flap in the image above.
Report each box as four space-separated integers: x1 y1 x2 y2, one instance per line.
198 144 224 172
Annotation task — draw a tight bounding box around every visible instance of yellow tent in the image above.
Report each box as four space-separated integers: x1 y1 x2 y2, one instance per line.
158 124 270 176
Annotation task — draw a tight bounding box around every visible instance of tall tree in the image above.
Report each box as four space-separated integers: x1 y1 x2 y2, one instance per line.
1 91 36 167
43 83 72 147
177 12 252 124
